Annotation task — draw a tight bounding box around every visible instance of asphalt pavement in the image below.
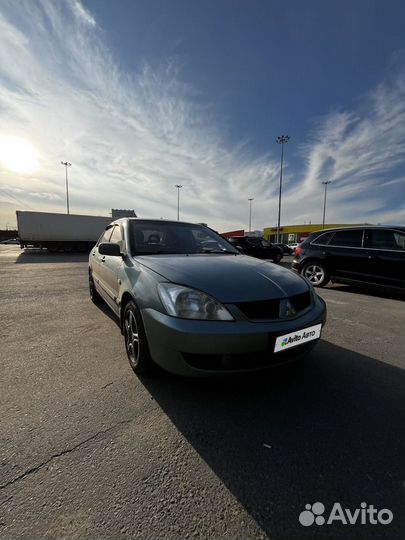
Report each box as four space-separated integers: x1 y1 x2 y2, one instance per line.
0 246 404 540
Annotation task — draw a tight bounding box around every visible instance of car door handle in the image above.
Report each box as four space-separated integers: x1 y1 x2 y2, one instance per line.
100 256 106 263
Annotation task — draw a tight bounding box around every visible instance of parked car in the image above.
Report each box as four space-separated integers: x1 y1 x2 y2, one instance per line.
89 219 326 376
288 242 300 253
292 226 405 290
0 238 19 244
274 243 294 255
227 236 283 262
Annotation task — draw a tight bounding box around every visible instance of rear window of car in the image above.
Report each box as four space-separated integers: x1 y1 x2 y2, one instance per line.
311 231 334 245
247 237 260 245
364 229 405 251
328 229 363 247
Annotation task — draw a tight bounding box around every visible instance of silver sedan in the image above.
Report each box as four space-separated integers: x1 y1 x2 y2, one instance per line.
89 219 326 376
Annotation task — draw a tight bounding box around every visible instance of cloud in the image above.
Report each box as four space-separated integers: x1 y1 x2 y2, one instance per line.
0 0 403 231
292 65 405 224
71 0 96 26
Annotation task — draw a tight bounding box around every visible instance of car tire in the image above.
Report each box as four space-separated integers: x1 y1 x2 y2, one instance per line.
89 271 101 303
301 261 330 287
123 300 152 375
273 253 282 263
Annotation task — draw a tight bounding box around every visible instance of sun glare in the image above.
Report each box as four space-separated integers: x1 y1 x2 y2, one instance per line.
0 135 39 174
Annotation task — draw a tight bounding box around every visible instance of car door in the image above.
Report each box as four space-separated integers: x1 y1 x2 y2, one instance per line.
99 224 125 312
326 229 368 281
91 226 114 290
363 229 405 288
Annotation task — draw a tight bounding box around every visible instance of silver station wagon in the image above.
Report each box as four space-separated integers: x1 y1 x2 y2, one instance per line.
89 219 327 376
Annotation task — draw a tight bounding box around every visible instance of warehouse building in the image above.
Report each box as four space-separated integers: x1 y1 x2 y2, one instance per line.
264 223 370 243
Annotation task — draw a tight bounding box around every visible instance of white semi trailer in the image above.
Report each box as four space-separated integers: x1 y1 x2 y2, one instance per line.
16 211 113 252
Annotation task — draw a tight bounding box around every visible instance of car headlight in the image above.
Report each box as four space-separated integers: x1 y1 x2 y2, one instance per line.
158 283 234 321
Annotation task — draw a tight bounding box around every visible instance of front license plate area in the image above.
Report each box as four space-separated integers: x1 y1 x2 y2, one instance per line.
274 323 322 353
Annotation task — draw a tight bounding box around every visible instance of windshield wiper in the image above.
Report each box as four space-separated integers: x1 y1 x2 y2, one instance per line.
136 251 180 255
135 250 238 255
194 249 237 254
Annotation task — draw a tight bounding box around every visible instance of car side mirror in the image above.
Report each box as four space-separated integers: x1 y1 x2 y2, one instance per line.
98 242 121 256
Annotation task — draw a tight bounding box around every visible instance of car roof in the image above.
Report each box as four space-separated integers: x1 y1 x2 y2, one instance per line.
312 225 405 234
229 235 263 239
111 217 205 227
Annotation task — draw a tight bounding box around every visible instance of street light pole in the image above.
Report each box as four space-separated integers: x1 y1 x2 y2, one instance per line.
248 198 254 232
60 161 71 214
322 180 332 228
175 184 183 221
276 135 290 243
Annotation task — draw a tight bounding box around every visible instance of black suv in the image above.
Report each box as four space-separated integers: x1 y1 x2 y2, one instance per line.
227 236 283 263
292 226 405 290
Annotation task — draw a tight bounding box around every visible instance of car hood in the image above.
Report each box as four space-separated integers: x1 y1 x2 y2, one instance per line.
136 254 308 302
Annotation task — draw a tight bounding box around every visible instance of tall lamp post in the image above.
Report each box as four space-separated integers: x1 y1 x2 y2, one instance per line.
322 180 332 228
60 161 71 214
248 198 254 233
276 135 290 243
175 184 183 221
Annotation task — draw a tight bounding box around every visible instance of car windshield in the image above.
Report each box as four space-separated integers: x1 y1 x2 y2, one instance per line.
129 221 239 255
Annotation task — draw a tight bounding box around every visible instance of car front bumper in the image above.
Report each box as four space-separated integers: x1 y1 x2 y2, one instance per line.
141 295 327 376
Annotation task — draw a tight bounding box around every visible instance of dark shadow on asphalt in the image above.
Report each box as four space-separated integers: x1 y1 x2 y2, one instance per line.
15 249 89 264
140 341 405 540
94 298 121 328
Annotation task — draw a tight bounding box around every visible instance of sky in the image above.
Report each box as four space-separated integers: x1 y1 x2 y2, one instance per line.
0 0 404 231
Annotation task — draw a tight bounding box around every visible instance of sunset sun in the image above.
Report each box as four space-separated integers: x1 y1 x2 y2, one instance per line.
0 135 39 174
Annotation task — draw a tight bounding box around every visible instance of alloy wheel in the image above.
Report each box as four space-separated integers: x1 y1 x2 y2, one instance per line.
124 310 140 367
303 264 325 285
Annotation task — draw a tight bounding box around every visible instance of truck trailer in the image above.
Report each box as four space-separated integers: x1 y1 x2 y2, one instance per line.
16 211 113 252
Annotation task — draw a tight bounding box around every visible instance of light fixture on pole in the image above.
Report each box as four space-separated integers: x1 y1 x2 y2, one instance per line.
276 135 290 243
322 180 332 228
174 184 183 221
248 198 254 232
60 161 71 214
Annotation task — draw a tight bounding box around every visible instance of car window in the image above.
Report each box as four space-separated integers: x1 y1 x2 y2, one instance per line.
129 221 239 255
312 231 334 245
97 227 114 245
328 229 363 247
364 229 405 251
110 225 122 244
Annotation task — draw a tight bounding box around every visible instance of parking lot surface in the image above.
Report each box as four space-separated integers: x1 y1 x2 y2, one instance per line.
1 246 404 540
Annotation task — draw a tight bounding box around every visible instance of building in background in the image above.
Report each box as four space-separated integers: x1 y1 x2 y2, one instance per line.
111 209 137 219
264 223 370 243
222 229 264 238
221 229 245 238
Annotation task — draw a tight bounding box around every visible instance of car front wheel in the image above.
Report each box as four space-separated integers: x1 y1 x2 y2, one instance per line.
301 261 330 287
123 301 152 375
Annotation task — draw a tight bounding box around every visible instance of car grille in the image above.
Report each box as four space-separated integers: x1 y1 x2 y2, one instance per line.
290 291 312 312
235 290 311 320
